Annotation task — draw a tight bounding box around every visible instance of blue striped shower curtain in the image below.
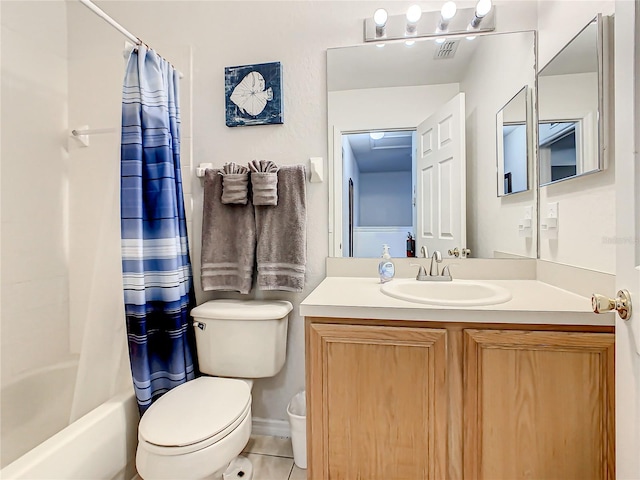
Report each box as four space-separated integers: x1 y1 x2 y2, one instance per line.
120 46 196 413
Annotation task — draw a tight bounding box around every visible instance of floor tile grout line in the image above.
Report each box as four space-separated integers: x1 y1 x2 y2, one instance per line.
243 451 295 460
287 462 295 480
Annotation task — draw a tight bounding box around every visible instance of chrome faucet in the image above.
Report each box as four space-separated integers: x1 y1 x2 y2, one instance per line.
429 251 442 276
420 245 429 258
412 251 453 281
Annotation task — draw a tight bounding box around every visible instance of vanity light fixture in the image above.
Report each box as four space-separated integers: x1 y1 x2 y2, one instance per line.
469 0 492 29
438 1 457 32
373 8 388 37
370 132 385 140
364 2 496 42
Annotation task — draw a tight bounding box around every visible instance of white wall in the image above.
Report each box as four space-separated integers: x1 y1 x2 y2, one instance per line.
537 0 615 273
359 171 412 226
461 31 537 259
0 1 70 386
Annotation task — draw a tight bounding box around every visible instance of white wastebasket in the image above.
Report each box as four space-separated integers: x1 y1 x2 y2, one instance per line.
287 390 307 469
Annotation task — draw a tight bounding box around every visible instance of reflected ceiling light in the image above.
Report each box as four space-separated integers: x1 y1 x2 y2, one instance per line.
405 40 416 46
374 8 388 37
376 43 386 48
370 132 385 140
466 35 477 40
469 0 492 28
438 1 457 32
405 4 422 35
435 37 447 44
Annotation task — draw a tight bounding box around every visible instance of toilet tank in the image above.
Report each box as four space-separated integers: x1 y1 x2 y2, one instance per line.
191 299 292 378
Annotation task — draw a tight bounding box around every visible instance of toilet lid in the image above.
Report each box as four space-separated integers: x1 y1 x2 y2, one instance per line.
139 377 251 448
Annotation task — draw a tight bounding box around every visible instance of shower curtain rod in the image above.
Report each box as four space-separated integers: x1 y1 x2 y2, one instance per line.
78 0 184 78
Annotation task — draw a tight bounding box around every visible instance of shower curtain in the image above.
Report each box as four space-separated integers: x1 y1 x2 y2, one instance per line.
120 46 196 413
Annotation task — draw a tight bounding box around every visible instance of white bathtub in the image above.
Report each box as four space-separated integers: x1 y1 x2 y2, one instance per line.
1 364 139 479
1 360 79 467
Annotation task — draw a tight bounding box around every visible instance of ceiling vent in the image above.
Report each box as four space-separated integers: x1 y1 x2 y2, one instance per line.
434 40 460 59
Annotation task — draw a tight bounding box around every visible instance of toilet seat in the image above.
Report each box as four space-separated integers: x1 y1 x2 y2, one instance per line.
138 377 251 456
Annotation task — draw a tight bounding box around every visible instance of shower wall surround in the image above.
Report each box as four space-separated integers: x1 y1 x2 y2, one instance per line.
1 1 71 386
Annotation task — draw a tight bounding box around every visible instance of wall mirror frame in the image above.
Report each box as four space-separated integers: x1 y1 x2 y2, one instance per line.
496 86 531 197
537 14 606 187
327 30 538 259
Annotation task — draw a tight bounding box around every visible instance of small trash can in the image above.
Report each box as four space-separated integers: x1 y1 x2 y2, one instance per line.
287 390 307 469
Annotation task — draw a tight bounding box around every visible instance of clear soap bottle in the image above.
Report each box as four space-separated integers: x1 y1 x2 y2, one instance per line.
378 244 395 283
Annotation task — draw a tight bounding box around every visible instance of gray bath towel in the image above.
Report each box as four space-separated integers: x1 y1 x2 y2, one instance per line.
219 162 249 205
254 165 306 292
201 169 255 294
249 160 279 206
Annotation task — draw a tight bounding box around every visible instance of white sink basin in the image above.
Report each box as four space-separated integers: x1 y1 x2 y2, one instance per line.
380 279 512 306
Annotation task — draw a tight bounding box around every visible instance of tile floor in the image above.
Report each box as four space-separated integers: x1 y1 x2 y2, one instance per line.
240 435 306 480
133 435 305 480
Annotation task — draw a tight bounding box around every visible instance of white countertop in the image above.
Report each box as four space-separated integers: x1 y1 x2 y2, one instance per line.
299 277 615 326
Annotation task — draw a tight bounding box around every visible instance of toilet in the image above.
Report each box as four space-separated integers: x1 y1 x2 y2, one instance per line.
135 299 293 480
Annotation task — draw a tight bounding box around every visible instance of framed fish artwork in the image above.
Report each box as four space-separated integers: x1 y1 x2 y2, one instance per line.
225 62 284 127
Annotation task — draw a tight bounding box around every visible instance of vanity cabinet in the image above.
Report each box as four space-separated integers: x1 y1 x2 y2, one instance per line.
464 329 615 480
307 322 448 479
305 318 614 480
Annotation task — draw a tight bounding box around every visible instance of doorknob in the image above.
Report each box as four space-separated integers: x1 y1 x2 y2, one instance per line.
592 289 632 320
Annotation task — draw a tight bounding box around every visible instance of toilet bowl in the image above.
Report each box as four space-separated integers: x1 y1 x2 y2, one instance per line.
135 299 292 480
136 377 252 480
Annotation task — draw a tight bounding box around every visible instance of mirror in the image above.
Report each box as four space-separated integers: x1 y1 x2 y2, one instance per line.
538 15 603 186
497 86 530 196
328 31 537 259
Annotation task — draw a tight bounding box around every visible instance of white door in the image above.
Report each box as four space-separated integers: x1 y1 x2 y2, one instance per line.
416 93 466 256
613 1 640 476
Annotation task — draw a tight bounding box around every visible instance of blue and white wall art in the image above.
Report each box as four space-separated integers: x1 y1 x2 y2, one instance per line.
225 62 283 127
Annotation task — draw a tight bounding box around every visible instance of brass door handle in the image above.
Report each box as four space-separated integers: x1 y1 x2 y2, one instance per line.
592 289 632 320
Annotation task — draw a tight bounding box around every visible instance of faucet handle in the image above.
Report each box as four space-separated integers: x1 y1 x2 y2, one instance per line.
410 263 429 281
441 265 453 280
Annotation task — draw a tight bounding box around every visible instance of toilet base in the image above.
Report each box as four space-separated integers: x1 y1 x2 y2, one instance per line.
222 455 253 480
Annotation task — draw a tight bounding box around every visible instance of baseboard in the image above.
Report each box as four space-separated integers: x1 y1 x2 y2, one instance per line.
252 417 291 438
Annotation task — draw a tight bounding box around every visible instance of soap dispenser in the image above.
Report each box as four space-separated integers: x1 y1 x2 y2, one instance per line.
378 244 395 283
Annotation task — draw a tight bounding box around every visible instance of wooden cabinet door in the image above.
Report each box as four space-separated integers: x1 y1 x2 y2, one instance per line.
307 323 448 480
464 329 615 480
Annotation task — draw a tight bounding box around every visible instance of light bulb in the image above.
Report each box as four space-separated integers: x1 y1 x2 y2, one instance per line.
435 37 446 44
374 8 388 27
440 1 457 21
405 40 416 46
475 0 492 18
406 5 422 24
376 43 386 48
466 35 477 41
370 132 385 140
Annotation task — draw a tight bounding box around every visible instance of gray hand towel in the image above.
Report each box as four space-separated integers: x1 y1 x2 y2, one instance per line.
219 162 249 205
254 165 306 292
201 169 255 294
249 160 279 206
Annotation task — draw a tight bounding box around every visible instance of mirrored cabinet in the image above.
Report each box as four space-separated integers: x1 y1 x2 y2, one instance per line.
538 14 606 186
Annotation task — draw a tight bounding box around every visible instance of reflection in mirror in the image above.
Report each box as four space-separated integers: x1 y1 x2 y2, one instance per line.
328 31 537 259
497 87 529 196
538 15 603 186
342 130 415 258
